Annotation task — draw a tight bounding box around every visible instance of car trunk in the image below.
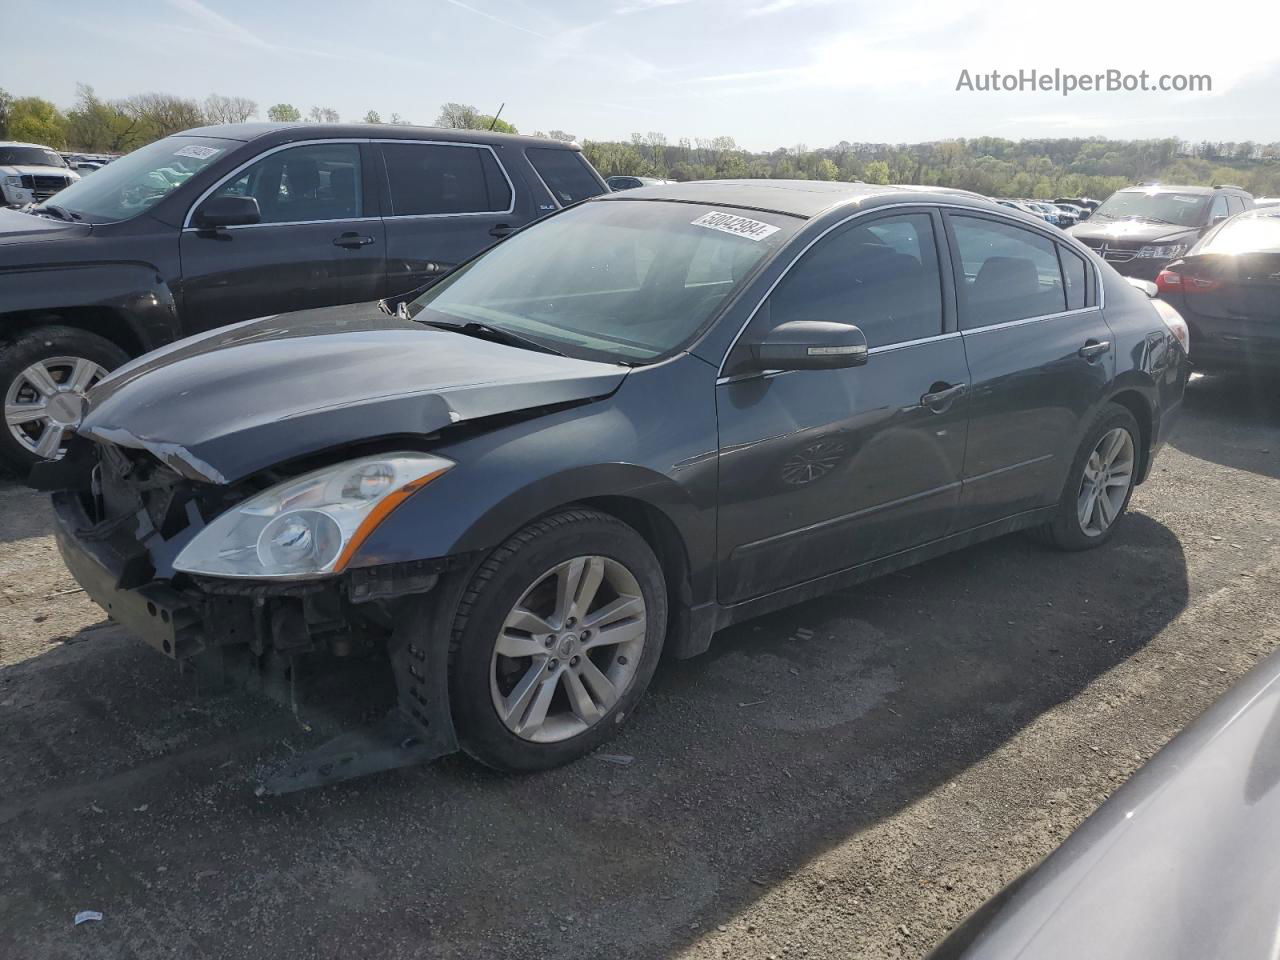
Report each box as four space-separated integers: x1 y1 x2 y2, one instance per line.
1168 253 1280 366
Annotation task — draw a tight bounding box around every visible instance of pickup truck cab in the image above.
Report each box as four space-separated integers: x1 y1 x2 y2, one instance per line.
0 141 79 207
0 123 608 474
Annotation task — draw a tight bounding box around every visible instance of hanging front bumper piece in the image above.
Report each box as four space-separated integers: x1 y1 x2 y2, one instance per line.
50 489 467 795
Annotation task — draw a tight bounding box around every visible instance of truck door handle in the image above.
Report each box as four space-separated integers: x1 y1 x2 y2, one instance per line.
1078 339 1111 361
920 382 966 410
488 223 514 238
333 232 374 249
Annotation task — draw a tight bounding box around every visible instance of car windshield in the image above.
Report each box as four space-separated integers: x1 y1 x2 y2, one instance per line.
409 200 798 363
34 135 238 223
1201 212 1280 254
1092 190 1209 227
0 146 65 167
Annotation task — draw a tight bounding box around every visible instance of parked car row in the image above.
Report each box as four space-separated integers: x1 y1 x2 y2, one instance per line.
0 122 609 473
994 198 1089 227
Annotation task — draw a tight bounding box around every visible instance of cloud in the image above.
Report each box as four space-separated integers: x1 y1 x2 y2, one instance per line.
165 0 269 48
440 0 551 39
614 0 698 13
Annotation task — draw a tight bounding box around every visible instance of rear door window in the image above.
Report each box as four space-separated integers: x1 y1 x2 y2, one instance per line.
526 148 605 205
949 215 1068 328
380 142 512 216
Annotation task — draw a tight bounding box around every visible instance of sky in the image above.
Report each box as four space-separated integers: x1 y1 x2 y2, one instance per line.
6 0 1280 150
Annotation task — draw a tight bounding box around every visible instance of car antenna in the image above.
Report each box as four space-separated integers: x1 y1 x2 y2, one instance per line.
488 102 505 131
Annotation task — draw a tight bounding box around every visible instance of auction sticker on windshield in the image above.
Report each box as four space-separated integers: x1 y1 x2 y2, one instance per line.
691 211 781 241
174 145 222 160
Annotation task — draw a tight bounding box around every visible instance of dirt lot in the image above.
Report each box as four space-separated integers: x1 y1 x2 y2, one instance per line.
2 372 1279 960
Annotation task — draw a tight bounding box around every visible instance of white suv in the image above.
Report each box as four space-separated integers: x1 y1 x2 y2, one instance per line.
0 141 80 207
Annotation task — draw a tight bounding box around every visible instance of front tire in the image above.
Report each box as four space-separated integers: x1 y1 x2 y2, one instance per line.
0 325 129 476
449 508 668 773
1035 403 1141 551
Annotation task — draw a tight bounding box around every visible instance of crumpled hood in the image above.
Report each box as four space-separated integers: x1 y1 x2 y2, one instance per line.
79 303 630 483
0 206 92 244
1068 218 1198 246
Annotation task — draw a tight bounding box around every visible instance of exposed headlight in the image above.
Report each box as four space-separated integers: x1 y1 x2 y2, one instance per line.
1136 243 1188 259
3 176 21 186
173 452 453 579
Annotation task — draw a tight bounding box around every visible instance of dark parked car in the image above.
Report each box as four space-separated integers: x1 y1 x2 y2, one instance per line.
40 180 1189 792
0 123 607 474
1069 183 1254 280
928 645 1280 960
1156 206 1280 373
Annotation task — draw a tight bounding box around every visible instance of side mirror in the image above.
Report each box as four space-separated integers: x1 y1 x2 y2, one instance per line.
193 194 261 228
1211 214 1228 226
749 320 868 372
1124 277 1159 299
1079 210 1091 221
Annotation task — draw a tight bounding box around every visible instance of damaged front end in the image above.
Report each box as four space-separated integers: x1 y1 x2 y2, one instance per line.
39 437 471 795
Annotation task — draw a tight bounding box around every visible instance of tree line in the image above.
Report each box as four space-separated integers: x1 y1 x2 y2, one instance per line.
4 84 1280 198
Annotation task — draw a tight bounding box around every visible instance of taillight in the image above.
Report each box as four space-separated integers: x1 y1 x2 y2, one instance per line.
1156 267 1220 293
1152 298 1190 356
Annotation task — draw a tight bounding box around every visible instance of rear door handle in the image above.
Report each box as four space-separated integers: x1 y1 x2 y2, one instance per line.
333 232 374 249
488 223 514 239
920 383 967 409
1078 339 1111 361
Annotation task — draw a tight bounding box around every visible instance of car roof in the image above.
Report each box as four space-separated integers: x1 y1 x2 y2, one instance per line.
592 179 998 219
1116 184 1244 196
174 123 585 150
0 140 57 149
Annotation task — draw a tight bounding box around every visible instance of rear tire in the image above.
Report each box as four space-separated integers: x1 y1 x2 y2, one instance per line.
0 325 129 478
448 508 668 773
1034 403 1141 551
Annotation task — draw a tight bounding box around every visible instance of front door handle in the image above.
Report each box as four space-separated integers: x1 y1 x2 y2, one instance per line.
920 382 967 410
1079 339 1111 361
488 223 514 239
333 232 374 249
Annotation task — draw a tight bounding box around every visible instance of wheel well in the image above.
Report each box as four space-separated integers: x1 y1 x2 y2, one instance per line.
577 495 694 653
1108 389 1154 482
1 308 145 358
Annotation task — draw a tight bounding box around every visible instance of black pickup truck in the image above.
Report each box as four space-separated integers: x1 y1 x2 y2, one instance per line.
0 123 608 474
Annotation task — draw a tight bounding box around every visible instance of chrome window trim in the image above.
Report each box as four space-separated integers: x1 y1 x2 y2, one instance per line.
182 138 370 231
716 200 1105 376
371 139 516 218
959 306 1100 337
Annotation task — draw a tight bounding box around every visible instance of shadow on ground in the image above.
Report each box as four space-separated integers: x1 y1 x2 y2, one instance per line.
1172 372 1280 480
0 510 1188 959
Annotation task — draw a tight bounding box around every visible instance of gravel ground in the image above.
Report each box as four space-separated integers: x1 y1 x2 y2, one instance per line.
1 371 1278 960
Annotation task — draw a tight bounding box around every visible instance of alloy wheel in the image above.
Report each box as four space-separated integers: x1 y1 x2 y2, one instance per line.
4 355 107 460
1077 426 1135 537
489 555 647 743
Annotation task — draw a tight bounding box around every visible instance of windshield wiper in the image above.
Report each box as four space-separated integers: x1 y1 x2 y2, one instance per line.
36 203 80 222
417 319 564 356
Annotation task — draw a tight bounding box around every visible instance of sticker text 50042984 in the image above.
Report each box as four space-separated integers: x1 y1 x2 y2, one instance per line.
690 211 781 242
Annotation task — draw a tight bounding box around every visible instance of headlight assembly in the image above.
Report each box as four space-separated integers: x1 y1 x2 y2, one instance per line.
173 452 453 579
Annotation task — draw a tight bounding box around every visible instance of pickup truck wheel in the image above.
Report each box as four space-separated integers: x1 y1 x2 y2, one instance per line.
0 325 129 475
449 509 668 773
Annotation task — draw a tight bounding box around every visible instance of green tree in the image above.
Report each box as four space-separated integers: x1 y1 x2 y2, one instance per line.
478 115 517 134
0 88 11 140
267 103 302 122
7 96 68 148
64 84 146 152
363 110 382 124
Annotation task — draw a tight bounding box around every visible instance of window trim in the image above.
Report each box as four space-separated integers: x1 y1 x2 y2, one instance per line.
716 200 1103 378
182 138 372 231
372 138 516 220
